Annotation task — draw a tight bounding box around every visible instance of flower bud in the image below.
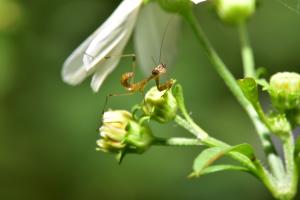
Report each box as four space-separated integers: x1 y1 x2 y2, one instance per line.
143 86 178 123
269 72 300 111
97 110 154 155
215 0 256 24
268 114 291 138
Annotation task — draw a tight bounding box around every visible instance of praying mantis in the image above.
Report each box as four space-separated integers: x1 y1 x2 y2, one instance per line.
102 53 174 113
102 19 175 112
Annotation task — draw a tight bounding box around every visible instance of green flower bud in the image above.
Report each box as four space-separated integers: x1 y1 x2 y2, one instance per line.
157 0 193 15
143 86 178 123
97 110 154 155
215 0 256 24
268 114 291 138
269 72 300 111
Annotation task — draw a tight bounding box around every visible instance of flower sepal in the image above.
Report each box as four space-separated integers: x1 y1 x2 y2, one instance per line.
126 121 154 153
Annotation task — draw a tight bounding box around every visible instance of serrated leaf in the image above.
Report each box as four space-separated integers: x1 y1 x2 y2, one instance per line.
238 78 258 105
189 165 250 177
191 144 255 177
134 3 181 74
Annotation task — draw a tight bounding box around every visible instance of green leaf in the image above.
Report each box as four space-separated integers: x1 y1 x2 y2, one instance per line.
232 143 256 161
191 144 255 177
189 165 250 177
238 78 258 105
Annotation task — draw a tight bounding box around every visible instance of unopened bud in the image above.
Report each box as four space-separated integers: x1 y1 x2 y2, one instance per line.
215 0 256 24
143 86 178 123
268 114 291 138
269 72 300 111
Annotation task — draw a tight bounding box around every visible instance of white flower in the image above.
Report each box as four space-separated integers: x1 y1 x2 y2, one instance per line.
62 0 143 92
62 0 206 92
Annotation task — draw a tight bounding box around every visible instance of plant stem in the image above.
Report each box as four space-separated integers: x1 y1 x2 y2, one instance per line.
153 137 203 146
174 114 285 198
277 132 298 200
173 85 208 140
238 23 256 77
237 23 287 178
183 11 284 178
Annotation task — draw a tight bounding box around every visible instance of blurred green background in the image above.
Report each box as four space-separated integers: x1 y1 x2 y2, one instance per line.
1 0 300 199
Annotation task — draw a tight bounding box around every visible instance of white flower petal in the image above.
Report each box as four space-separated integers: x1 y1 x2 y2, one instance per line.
84 29 128 71
90 17 134 92
83 0 142 71
62 0 143 90
191 0 207 4
103 110 132 123
90 58 119 92
134 3 181 74
62 31 96 85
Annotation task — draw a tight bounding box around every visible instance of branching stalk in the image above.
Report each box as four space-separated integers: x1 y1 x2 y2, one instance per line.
180 11 298 199
238 23 256 78
153 137 203 146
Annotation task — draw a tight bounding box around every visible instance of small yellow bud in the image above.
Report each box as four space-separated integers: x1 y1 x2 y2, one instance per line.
269 72 300 111
268 114 291 138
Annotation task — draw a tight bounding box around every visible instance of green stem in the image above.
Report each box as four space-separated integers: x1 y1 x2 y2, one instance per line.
183 11 283 178
238 23 256 77
174 115 277 187
238 22 286 179
153 137 203 146
175 114 286 198
276 132 298 200
174 85 208 140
